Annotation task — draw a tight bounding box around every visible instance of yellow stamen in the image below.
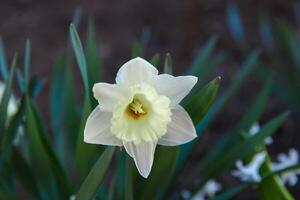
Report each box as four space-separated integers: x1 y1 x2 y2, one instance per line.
126 98 147 120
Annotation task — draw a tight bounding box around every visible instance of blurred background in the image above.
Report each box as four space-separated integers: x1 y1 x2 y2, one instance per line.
0 0 300 199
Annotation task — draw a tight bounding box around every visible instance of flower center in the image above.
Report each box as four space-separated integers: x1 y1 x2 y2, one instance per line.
126 97 147 120
111 83 171 144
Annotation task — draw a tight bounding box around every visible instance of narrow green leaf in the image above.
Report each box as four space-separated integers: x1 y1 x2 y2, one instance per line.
63 65 79 153
174 51 259 187
25 95 71 199
149 53 160 66
195 111 289 188
163 53 172 74
86 18 101 88
185 76 221 124
69 24 90 97
213 184 248 200
24 39 31 82
131 41 143 58
0 53 17 135
202 78 273 170
188 35 218 76
76 147 115 200
235 76 273 130
139 146 179 200
258 152 294 200
195 50 260 135
0 38 8 80
16 68 25 92
227 3 245 43
50 52 67 134
75 97 100 185
140 26 151 50
11 147 42 200
197 77 273 177
125 155 133 200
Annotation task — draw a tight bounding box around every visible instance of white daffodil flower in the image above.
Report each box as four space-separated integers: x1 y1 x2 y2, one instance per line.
192 180 222 200
84 57 198 178
232 152 266 182
272 148 300 186
249 122 273 145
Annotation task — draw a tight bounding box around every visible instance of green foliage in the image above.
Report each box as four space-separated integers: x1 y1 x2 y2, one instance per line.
76 147 115 200
0 15 297 200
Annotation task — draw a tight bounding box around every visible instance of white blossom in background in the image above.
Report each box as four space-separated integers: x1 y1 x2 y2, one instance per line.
69 195 76 200
84 57 198 178
232 152 266 182
0 81 18 121
272 148 300 186
180 189 191 200
0 81 22 146
192 180 222 200
249 122 273 145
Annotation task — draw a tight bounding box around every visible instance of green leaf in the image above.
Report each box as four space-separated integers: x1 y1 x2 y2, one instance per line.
0 38 8 80
203 76 273 168
69 24 90 97
213 184 248 200
131 41 144 58
163 53 172 74
63 65 79 154
235 76 273 130
188 35 218 76
195 111 289 189
24 39 31 82
149 53 160 66
86 18 102 88
11 147 42 200
75 97 101 185
185 76 221 124
125 155 133 200
173 51 259 191
76 147 115 200
0 191 17 200
25 95 71 199
195 50 260 135
257 152 294 200
138 146 179 200
0 53 17 135
50 52 67 135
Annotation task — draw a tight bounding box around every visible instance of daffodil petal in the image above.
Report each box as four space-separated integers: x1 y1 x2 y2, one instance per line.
123 141 156 178
152 74 197 106
84 106 122 146
116 57 158 86
158 105 197 146
93 83 125 112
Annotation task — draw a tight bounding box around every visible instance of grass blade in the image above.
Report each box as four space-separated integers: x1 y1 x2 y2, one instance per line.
24 39 31 82
70 24 90 97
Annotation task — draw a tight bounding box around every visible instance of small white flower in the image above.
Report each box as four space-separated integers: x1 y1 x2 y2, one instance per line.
13 126 25 146
192 180 222 200
0 81 18 120
232 152 266 182
69 194 76 200
272 148 300 186
181 189 191 200
249 122 273 145
84 57 198 178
